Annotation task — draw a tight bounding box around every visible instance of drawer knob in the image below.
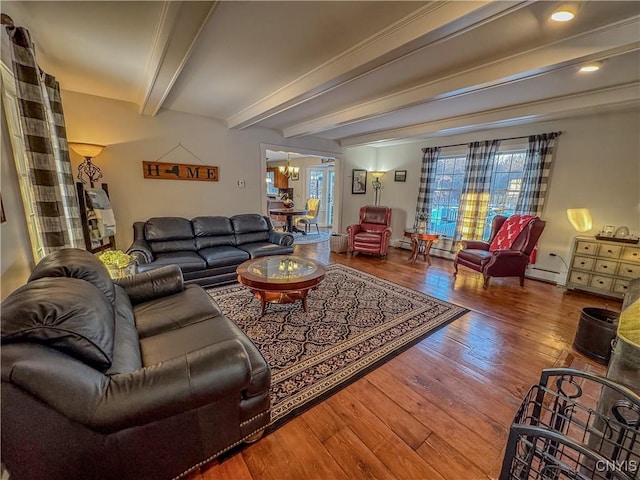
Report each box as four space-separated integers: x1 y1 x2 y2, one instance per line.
580 262 585 265
603 265 608 269
628 269 633 273
607 250 613 253
599 281 604 285
577 276 582 280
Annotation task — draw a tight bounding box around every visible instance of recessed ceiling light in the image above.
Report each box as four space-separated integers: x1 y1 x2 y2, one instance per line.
551 9 575 22
579 62 602 73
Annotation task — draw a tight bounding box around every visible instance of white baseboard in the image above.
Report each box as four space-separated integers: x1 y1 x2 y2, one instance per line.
392 238 562 285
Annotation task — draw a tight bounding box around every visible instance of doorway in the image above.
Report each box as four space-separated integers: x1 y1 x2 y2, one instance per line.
262 144 341 232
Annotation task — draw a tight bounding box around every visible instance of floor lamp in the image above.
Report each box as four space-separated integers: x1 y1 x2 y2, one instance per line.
371 171 385 205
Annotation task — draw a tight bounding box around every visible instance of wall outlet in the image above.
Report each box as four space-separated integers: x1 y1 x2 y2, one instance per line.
237 180 246 188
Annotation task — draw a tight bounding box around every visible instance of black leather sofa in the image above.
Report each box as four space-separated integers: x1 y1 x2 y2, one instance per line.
127 214 294 287
1 249 271 480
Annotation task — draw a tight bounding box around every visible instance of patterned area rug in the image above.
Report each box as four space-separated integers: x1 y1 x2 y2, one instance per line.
292 231 330 245
207 264 468 430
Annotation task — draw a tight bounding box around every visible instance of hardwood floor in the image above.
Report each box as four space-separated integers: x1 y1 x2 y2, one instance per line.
188 243 620 480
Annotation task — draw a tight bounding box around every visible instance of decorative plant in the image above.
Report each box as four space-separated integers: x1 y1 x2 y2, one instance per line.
416 211 429 222
98 250 135 268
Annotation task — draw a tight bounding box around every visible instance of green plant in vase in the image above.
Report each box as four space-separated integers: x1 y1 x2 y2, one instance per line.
98 250 136 279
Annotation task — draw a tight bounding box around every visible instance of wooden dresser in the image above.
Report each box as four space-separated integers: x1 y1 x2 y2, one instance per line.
566 236 640 299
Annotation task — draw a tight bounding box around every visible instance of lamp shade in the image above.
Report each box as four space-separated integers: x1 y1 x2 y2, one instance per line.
69 142 105 159
370 171 385 179
567 208 593 232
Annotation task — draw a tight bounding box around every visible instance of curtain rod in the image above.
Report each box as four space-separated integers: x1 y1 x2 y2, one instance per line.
421 131 562 152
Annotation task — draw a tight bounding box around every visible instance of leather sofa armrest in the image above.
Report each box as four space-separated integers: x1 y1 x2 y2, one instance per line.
462 240 490 250
269 230 294 246
93 339 251 433
115 265 184 304
346 224 363 235
491 249 526 257
127 240 154 265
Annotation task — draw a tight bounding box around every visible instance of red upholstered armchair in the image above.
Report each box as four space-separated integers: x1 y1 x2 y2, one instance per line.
346 205 392 258
453 215 546 288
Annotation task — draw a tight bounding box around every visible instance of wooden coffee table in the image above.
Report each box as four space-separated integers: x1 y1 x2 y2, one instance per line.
403 229 440 265
237 255 326 315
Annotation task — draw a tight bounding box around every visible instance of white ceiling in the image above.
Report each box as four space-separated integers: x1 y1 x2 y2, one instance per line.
3 1 639 147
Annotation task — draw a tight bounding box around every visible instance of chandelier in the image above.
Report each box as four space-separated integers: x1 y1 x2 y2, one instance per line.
278 154 299 178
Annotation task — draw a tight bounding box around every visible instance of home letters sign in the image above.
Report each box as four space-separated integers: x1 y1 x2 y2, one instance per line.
143 161 219 182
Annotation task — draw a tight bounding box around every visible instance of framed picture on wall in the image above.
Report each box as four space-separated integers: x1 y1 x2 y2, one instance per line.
394 170 407 182
352 169 367 194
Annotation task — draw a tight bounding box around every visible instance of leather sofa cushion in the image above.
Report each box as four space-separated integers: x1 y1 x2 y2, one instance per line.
28 248 116 305
106 286 142 375
1 277 115 370
231 214 270 245
193 217 237 249
140 315 270 396
143 252 206 273
144 217 193 241
134 285 223 339
146 218 197 253
198 246 250 268
457 248 492 266
238 242 296 258
353 231 383 244
360 222 388 234
362 208 389 224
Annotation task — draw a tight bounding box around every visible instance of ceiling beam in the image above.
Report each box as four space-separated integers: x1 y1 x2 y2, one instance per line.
340 83 640 147
138 1 217 116
226 1 530 130
283 17 640 138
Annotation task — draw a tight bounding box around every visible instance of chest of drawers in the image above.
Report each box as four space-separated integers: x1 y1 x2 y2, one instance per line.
566 236 640 299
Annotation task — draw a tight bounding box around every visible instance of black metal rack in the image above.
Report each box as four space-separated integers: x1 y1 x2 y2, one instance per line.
500 368 640 480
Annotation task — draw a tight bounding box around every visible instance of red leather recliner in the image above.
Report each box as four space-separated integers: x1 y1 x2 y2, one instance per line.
346 205 392 258
453 215 546 288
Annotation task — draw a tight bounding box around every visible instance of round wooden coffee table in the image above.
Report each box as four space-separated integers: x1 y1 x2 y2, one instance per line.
236 255 326 315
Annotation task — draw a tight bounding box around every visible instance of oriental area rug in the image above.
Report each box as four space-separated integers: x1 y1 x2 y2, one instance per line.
206 264 468 430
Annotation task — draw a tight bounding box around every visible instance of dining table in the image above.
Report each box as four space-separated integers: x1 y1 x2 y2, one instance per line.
269 208 309 234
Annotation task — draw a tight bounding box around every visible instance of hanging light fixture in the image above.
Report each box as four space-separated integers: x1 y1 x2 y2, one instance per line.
278 153 299 178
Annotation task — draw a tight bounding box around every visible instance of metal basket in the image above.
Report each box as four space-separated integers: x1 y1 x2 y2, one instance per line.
500 368 640 480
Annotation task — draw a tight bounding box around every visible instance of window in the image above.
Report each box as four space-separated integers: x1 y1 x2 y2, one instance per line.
429 149 526 240
266 171 278 195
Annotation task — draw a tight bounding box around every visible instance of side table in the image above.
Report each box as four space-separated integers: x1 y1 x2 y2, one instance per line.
403 229 440 265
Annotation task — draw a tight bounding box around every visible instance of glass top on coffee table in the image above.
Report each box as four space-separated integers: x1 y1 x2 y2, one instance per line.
242 256 322 282
236 255 326 314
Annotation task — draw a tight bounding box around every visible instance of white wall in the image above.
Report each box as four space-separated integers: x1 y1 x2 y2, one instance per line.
343 109 640 284
61 91 342 249
1 100 34 299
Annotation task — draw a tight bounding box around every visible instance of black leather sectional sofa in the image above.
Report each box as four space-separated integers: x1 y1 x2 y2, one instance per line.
1 248 271 480
127 214 294 287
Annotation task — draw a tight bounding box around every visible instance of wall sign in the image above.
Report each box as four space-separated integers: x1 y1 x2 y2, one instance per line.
143 161 218 182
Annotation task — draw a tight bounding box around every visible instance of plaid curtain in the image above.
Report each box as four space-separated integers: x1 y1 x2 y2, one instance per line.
516 132 560 216
453 140 501 242
6 25 83 254
415 147 440 229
